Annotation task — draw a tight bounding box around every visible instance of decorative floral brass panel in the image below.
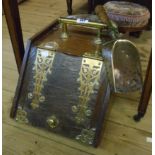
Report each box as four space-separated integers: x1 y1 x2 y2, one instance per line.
75 128 96 145
15 106 28 124
72 58 102 124
28 48 56 109
46 115 59 129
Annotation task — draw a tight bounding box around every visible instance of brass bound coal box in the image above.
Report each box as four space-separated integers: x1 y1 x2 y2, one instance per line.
10 15 142 147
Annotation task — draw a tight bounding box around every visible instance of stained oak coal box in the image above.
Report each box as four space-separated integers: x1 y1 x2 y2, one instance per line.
10 15 143 147
10 19 111 147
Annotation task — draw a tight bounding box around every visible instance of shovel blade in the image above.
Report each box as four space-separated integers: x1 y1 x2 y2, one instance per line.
103 39 143 93
112 39 143 93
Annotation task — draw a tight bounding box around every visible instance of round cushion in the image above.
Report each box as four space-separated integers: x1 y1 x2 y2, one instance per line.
104 1 150 28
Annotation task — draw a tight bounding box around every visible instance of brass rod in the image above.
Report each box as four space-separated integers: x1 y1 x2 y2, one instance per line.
59 17 107 29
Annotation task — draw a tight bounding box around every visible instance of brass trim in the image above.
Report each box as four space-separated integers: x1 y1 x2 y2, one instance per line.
28 48 56 109
39 42 59 51
61 23 68 39
72 58 103 124
15 106 28 124
75 128 96 145
59 17 107 29
47 115 59 129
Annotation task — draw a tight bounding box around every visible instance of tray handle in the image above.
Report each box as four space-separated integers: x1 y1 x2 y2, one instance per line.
59 17 107 44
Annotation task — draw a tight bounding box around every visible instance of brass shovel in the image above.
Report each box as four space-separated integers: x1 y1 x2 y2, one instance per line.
95 5 143 93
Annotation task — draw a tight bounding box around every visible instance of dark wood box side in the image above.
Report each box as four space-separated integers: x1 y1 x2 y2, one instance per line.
10 20 59 118
10 39 32 118
93 83 110 147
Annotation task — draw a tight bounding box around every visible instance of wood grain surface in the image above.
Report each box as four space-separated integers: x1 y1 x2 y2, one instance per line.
2 0 152 155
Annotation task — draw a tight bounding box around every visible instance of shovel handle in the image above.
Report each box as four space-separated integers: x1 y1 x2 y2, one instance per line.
95 5 119 39
95 5 110 26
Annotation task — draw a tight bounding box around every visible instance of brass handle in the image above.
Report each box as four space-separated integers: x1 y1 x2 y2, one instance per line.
47 115 59 129
59 17 107 29
59 17 107 44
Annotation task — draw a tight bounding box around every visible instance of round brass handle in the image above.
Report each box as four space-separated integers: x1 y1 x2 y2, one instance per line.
46 115 59 129
59 17 107 42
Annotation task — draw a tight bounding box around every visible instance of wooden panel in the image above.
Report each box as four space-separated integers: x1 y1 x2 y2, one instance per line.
3 123 91 155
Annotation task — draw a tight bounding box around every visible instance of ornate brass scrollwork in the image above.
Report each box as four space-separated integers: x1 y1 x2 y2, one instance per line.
47 115 59 129
28 48 56 109
72 58 103 124
15 106 29 124
75 128 96 145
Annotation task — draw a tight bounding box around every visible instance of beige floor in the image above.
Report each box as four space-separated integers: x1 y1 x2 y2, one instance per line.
2 0 152 155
